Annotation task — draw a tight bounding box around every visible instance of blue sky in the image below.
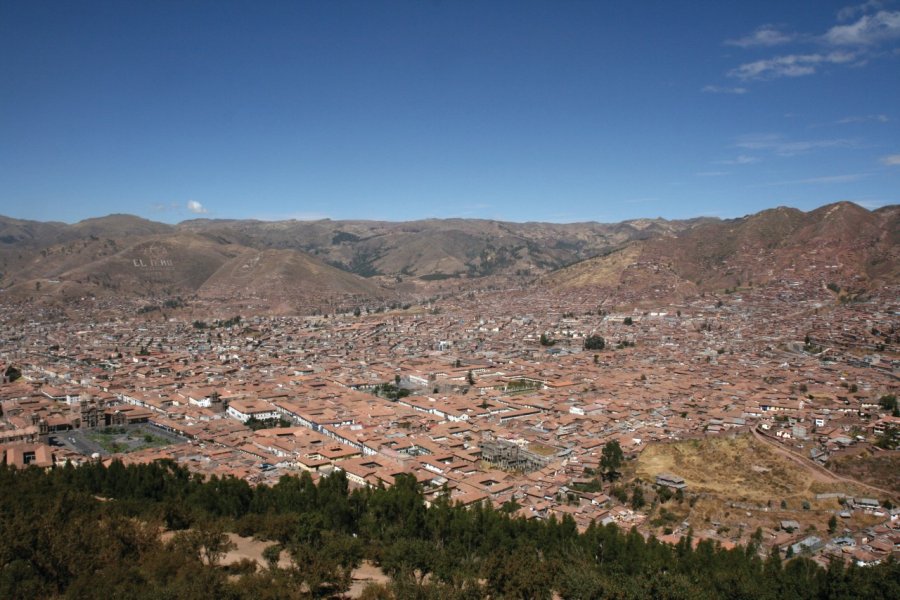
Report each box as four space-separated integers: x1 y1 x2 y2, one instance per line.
1 1 898 224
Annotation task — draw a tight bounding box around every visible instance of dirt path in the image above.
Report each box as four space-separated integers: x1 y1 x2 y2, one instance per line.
750 428 896 499
346 560 391 598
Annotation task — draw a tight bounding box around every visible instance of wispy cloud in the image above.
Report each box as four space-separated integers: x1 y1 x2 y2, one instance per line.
186 200 208 214
701 85 748 94
835 113 890 124
734 133 856 156
753 173 870 186
837 1 887 23
151 202 180 213
881 154 900 165
712 4 899 88
696 171 730 177
717 154 760 165
726 24 796 48
728 51 858 80
825 10 900 44
794 174 869 184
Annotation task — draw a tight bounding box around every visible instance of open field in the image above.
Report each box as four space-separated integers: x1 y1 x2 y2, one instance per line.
635 433 875 504
633 433 896 542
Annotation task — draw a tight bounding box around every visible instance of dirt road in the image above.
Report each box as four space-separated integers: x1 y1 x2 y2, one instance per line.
751 428 895 499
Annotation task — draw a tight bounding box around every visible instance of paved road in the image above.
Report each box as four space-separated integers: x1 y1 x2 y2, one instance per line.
51 430 105 456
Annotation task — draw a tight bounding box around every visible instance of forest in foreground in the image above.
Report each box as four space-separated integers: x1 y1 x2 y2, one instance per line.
1 460 898 599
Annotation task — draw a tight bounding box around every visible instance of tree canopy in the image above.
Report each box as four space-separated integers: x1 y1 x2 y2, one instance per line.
584 335 605 350
0 460 897 599
600 440 624 480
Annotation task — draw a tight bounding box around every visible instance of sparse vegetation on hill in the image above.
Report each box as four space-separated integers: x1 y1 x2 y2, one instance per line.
544 201 899 298
828 451 900 495
1 202 897 312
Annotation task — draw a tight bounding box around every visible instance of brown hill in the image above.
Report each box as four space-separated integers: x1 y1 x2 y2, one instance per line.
2 231 384 313
546 201 898 299
197 248 388 313
0 215 67 246
176 216 709 280
1 202 895 311
64 214 174 240
6 234 241 302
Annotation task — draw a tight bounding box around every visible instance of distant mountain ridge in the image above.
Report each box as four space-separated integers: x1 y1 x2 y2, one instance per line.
173 215 713 280
0 202 896 313
545 201 899 304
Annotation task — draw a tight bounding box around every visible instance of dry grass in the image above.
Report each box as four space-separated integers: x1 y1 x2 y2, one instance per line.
221 533 291 570
828 450 900 495
526 442 558 456
545 244 641 288
346 561 392 599
633 434 880 543
635 434 861 504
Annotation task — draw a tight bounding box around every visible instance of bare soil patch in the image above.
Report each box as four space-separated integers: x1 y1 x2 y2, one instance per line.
634 434 876 544
346 560 392 599
634 433 878 509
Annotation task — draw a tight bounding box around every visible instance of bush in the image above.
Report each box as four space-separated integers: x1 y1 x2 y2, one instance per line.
584 335 605 350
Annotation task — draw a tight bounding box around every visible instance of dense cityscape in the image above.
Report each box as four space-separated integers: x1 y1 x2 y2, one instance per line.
1 215 897 596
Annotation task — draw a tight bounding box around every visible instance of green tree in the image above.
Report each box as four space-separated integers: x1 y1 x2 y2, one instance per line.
631 486 645 510
600 440 623 480
171 521 235 566
584 335 605 350
3 365 21 382
828 514 838 535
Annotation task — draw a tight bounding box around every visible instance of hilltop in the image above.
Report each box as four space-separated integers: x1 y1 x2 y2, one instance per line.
0 202 896 314
545 202 899 306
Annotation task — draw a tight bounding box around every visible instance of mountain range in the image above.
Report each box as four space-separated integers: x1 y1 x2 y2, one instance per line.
1 201 896 314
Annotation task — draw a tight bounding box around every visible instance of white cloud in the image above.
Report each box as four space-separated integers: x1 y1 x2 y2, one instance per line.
753 173 870 186
837 1 887 22
151 202 183 215
718 154 760 165
726 25 795 47
728 51 858 80
186 200 208 214
719 5 897 87
794 174 868 184
881 154 900 165
734 133 855 156
701 85 748 94
836 114 890 124
825 10 900 44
